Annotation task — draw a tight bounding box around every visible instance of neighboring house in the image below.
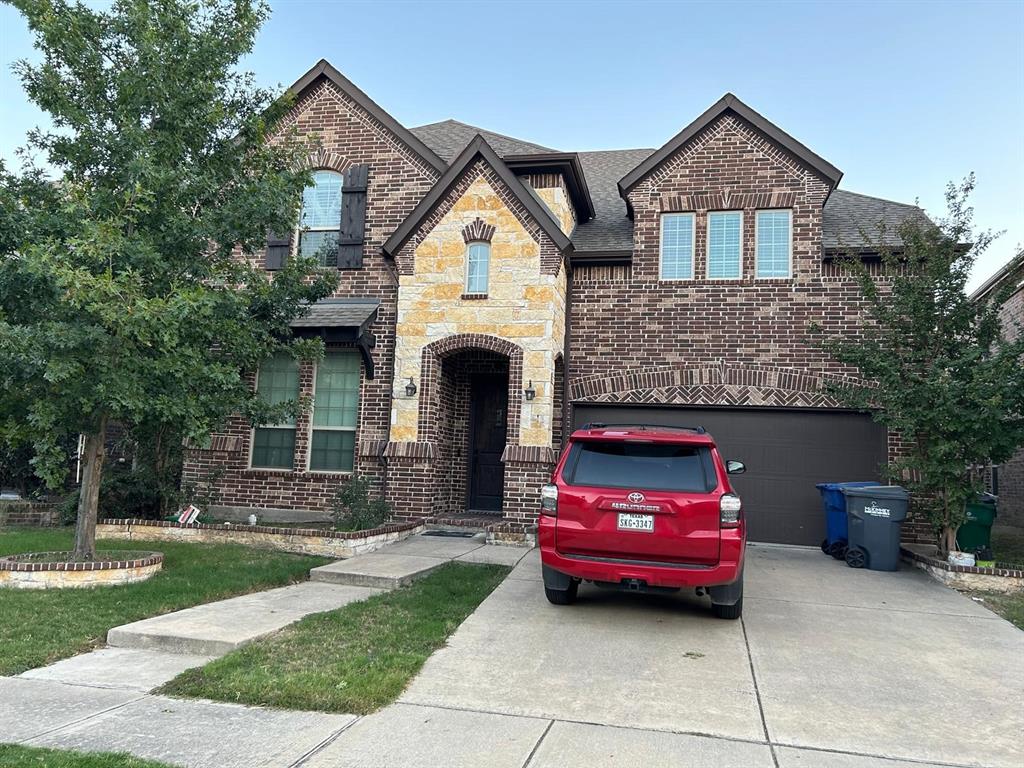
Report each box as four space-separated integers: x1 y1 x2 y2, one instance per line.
971 257 1024 528
182 59 931 545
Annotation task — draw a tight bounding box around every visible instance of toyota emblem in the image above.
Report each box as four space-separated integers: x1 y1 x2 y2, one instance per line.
627 492 645 504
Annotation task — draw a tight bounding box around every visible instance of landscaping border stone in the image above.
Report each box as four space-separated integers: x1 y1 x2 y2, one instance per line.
0 550 163 589
97 518 423 558
901 544 1024 593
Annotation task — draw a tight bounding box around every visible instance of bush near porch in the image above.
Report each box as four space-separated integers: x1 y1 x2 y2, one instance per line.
0 528 329 676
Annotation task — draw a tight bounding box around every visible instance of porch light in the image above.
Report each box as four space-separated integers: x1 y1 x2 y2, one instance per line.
405 377 417 397
524 381 536 401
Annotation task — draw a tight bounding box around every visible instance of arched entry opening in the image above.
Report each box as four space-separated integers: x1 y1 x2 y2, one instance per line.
419 335 523 517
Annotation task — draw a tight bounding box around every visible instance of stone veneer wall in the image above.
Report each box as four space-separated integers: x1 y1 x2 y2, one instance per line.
182 76 440 514
0 501 59 527
385 159 568 523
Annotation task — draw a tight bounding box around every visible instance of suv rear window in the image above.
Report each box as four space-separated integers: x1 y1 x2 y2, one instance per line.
564 441 715 493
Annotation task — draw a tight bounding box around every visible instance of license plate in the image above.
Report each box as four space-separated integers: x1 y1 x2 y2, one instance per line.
617 513 654 532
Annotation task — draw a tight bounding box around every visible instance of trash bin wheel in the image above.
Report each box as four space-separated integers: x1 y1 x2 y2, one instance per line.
828 541 847 560
821 538 830 555
845 547 867 569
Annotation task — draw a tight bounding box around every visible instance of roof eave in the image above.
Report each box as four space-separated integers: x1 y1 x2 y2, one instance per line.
287 60 447 175
617 93 843 199
381 135 573 258
502 152 596 223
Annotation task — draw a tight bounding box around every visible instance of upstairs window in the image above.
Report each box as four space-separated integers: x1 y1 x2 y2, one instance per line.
251 354 300 470
756 210 792 278
707 211 743 279
465 242 490 295
299 170 343 265
309 352 361 472
660 213 695 280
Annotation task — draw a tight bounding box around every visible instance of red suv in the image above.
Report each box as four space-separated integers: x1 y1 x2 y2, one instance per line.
538 423 747 619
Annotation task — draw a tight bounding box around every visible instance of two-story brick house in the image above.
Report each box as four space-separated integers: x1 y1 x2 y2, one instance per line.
183 59 930 545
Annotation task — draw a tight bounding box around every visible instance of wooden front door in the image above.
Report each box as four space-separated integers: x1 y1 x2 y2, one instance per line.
468 374 507 512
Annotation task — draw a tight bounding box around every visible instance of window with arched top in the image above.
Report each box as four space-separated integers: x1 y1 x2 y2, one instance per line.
299 170 343 265
465 241 491 295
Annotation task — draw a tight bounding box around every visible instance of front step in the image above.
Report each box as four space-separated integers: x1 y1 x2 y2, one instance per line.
310 553 448 589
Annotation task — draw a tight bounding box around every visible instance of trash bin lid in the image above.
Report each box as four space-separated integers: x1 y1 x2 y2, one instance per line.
840 485 909 500
815 481 879 491
974 492 997 505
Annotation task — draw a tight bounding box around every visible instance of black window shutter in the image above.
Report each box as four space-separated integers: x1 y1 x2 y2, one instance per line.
337 164 369 269
264 231 292 271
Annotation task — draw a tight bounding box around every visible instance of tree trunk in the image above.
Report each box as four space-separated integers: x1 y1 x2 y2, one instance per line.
73 416 107 560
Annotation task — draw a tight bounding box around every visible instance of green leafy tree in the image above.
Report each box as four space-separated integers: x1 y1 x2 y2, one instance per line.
0 0 338 558
817 176 1024 554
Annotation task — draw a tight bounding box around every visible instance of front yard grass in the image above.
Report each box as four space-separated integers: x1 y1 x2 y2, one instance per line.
971 526 1024 631
0 527 329 676
159 561 509 714
0 744 175 768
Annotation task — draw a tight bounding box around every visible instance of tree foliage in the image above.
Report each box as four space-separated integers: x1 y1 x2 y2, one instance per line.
816 176 1024 553
0 0 338 557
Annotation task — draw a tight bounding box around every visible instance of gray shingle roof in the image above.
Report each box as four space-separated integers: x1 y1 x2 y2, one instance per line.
409 120 555 163
290 299 379 328
822 190 931 252
409 120 927 256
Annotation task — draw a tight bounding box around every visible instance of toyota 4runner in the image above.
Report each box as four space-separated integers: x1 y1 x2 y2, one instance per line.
538 423 747 619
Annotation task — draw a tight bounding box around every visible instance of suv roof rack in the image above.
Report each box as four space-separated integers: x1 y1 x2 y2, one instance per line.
579 422 706 434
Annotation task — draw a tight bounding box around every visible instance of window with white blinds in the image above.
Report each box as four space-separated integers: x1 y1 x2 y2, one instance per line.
707 211 743 279
660 213 695 280
756 210 792 278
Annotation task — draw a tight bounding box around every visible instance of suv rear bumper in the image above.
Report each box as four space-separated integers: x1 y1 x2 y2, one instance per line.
539 516 744 590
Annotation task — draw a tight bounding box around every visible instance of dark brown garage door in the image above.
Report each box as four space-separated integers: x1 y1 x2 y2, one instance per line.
572 405 887 546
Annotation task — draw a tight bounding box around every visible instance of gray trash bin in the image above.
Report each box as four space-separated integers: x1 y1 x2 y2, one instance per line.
840 485 910 571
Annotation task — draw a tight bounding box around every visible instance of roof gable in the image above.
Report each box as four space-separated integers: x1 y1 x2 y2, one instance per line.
617 93 842 198
382 135 573 258
288 60 447 175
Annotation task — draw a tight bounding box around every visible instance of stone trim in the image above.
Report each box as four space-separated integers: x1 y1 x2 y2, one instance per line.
418 334 524 446
98 517 420 541
461 217 496 243
901 545 1024 579
383 441 437 459
0 550 163 572
660 190 795 213
501 445 557 464
901 545 1024 594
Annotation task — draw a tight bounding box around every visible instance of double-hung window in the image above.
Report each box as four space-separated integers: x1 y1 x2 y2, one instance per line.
251 354 300 469
299 170 343 265
660 213 695 280
707 211 743 279
465 242 490 295
755 210 792 278
309 351 360 472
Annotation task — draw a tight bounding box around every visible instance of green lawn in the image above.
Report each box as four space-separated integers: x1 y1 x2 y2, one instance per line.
0 527 329 676
160 561 509 714
972 527 1024 631
0 745 175 768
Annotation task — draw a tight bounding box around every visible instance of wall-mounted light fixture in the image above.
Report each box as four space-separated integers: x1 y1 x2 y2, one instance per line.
524 380 536 401
405 377 417 397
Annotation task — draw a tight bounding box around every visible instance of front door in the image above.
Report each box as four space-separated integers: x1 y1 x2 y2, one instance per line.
468 374 507 512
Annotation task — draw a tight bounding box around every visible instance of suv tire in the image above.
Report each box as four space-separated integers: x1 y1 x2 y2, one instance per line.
712 595 743 620
544 580 578 605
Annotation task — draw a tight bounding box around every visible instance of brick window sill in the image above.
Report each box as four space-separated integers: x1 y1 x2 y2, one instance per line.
461 293 488 300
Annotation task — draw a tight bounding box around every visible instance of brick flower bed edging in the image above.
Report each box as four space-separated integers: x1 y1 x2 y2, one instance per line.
0 550 163 590
97 518 423 559
901 545 1024 594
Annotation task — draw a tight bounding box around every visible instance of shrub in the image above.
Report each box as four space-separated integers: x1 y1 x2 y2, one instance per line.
58 470 163 525
330 476 390 532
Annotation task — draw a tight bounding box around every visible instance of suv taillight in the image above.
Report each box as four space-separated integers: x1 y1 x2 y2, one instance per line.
540 484 558 516
720 493 742 528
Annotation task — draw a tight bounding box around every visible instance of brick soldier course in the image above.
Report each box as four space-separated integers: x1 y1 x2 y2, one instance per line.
183 59 933 543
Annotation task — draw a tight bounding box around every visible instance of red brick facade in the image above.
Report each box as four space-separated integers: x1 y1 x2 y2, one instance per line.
182 63 928 541
994 278 1024 526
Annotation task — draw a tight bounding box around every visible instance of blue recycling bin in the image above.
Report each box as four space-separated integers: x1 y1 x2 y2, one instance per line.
815 482 880 559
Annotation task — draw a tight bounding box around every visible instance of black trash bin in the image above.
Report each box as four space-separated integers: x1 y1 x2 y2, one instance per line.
840 485 910 571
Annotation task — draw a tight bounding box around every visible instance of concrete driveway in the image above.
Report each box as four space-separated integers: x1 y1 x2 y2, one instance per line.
355 544 1024 768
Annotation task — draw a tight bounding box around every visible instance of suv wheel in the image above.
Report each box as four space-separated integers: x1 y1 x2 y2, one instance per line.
544 580 579 605
712 595 743 620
